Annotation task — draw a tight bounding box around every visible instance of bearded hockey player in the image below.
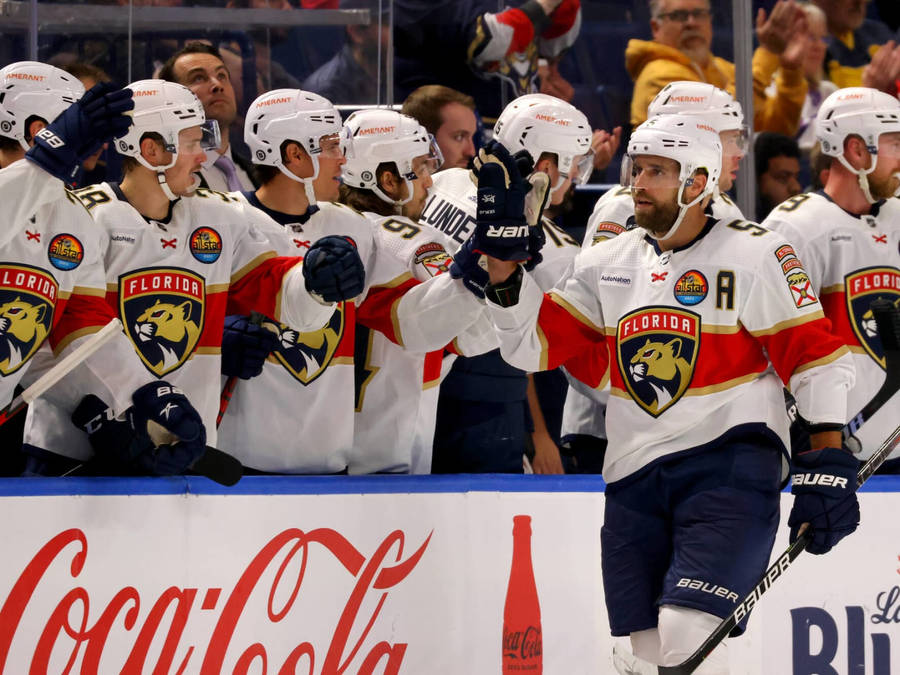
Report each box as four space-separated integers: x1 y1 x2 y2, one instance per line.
0 62 212 477
23 80 345 469
764 86 900 471
479 113 857 673
421 92 589 473
218 90 495 474
563 81 749 472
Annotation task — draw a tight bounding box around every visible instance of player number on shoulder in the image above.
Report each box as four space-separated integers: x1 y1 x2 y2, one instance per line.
726 220 767 237
542 220 579 248
73 187 111 211
777 194 811 213
381 218 421 240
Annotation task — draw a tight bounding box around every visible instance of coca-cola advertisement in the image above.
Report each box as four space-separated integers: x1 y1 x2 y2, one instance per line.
0 479 895 673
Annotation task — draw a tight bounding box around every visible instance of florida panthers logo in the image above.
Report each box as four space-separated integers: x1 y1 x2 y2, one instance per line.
273 303 345 384
845 267 900 369
617 307 700 417
119 268 205 376
0 265 57 376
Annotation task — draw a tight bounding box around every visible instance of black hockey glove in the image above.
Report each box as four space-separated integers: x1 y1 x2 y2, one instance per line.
221 313 278 379
302 235 366 304
26 82 134 183
72 388 204 476
450 237 489 299
788 446 860 555
471 140 550 264
129 381 207 475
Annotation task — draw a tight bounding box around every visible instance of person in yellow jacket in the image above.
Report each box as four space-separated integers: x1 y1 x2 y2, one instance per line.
627 0 810 137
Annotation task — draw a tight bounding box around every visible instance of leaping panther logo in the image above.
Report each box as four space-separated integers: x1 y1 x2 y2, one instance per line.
629 338 693 414
273 304 345 384
0 297 49 374
132 300 202 375
119 268 205 376
617 307 700 417
845 267 900 370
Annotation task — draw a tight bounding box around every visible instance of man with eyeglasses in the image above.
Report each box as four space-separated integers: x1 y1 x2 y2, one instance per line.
627 0 812 136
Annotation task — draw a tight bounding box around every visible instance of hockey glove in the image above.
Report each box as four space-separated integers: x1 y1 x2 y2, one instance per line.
221 313 278 379
450 237 490 299
302 235 366 304
26 82 134 183
471 140 550 264
129 381 207 475
788 446 860 555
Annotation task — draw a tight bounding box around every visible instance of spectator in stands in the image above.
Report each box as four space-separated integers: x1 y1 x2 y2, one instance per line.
61 62 114 186
788 2 838 153
812 0 900 93
755 131 802 220
402 85 480 170
393 0 581 122
158 42 257 191
302 0 389 104
627 0 810 136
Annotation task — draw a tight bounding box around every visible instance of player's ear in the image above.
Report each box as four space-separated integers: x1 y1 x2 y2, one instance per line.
379 166 403 199
139 136 165 166
25 119 46 147
687 170 708 200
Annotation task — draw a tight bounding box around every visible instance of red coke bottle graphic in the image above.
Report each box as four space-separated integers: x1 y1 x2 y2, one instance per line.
502 515 542 672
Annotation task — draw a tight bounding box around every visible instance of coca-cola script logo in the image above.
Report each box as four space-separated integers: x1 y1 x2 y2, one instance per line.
0 527 431 674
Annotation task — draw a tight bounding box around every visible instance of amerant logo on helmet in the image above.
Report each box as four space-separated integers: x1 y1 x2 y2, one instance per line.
256 97 292 108
7 73 44 82
534 114 570 127
133 89 158 97
358 126 395 136
670 95 705 103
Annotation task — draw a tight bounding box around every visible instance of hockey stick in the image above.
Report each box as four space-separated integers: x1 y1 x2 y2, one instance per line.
657 423 900 675
146 420 243 487
216 311 274 428
0 317 123 427
657 300 900 675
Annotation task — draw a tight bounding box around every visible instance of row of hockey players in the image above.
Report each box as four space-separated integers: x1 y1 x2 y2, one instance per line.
0 56 892 673
471 82 900 673
0 60 589 479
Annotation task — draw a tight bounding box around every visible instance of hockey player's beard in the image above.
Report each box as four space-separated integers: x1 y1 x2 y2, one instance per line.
634 198 680 237
868 172 900 201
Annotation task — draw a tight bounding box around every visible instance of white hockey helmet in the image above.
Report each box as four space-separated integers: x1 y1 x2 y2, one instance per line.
816 86 900 202
341 109 443 206
648 82 745 133
0 61 85 151
115 79 219 172
244 88 342 203
493 93 593 188
626 114 722 241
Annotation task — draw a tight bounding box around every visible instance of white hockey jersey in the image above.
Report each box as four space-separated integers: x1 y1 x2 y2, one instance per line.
25 182 332 457
488 217 856 483
764 191 900 462
217 196 495 474
0 161 150 413
425 167 580 291
562 186 747 443
352 211 496 474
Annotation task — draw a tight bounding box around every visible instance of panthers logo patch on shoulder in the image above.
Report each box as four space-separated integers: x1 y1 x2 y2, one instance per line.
0 264 58 375
189 227 223 264
414 242 453 278
119 267 205 376
617 306 700 417
845 266 900 369
591 221 626 245
273 304 345 384
47 233 84 271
